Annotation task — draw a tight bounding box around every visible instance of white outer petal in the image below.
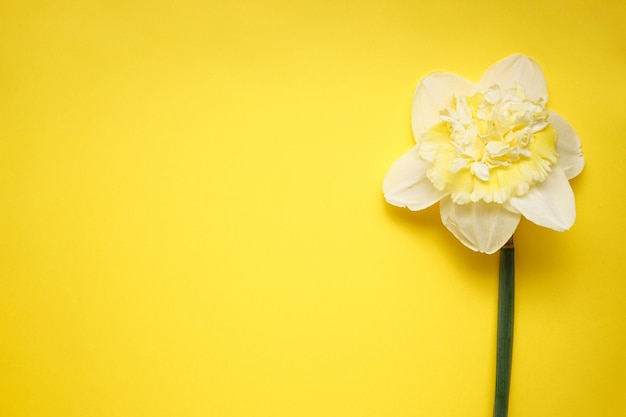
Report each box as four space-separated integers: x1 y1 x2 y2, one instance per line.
383 145 448 211
549 110 585 179
440 198 521 254
476 54 548 102
411 72 474 138
505 167 576 232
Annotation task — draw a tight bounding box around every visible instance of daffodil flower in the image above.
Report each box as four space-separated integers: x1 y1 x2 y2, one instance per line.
383 54 584 254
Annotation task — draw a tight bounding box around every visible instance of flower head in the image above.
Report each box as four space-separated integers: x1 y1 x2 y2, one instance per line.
383 55 584 254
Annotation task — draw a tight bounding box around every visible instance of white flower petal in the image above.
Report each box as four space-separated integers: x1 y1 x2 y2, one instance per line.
476 54 548 102
439 198 521 254
548 110 585 179
505 167 576 232
383 145 448 211
411 72 474 138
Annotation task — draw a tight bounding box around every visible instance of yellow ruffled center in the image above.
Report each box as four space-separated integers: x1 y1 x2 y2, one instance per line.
419 84 558 204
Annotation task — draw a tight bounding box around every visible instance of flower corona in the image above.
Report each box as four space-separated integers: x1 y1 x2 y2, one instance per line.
421 84 558 204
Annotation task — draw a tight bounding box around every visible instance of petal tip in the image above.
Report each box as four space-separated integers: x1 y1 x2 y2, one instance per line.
440 199 521 255
477 54 548 102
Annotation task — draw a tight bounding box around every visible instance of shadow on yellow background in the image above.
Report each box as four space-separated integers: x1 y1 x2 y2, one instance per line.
1 0 625 416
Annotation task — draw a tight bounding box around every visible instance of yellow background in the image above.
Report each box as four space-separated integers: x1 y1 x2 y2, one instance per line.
1 0 625 416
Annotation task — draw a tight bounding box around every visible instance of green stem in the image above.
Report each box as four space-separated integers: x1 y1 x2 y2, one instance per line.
493 236 515 417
